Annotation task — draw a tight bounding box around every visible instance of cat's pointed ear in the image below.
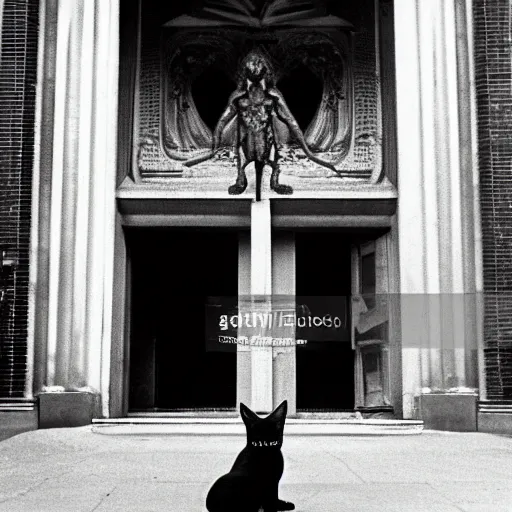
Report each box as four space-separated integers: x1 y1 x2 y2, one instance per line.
268 400 288 429
240 402 260 427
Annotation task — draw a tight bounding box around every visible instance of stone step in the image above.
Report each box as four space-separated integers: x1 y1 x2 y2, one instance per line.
92 418 424 436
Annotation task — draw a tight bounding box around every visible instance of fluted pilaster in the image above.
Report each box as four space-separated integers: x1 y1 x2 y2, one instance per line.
34 0 119 415
394 0 482 416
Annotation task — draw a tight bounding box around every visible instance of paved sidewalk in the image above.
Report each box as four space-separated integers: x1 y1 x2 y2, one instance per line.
0 428 512 511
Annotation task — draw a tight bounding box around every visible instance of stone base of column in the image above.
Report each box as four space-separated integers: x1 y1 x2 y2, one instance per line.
0 404 38 441
477 401 512 435
38 391 101 429
478 412 512 435
414 392 477 432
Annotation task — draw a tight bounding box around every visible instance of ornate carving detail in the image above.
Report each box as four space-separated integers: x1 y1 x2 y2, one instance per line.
160 32 241 157
160 30 353 164
182 49 342 200
276 31 353 155
136 0 382 183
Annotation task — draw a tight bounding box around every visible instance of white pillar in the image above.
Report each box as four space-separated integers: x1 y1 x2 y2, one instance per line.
272 233 296 415
38 0 119 416
237 232 252 408
394 0 481 417
250 199 273 413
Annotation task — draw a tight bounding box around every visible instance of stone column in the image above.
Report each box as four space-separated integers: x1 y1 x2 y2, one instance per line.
272 232 296 416
236 232 252 408
33 0 119 419
394 0 482 418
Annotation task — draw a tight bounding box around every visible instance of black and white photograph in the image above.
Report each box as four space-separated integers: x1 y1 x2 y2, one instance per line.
1 0 512 510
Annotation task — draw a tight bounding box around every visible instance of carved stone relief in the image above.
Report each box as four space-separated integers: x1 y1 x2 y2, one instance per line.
135 0 382 188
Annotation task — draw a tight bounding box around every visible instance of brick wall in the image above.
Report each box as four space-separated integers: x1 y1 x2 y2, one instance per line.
0 0 39 398
473 0 512 400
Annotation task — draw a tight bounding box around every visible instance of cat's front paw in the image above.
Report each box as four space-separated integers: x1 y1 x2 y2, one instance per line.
276 499 295 511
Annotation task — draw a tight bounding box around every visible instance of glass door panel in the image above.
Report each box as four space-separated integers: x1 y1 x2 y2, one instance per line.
351 237 392 409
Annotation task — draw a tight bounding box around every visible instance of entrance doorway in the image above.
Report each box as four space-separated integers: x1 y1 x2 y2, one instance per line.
125 227 394 415
127 229 240 411
292 230 393 413
295 232 354 411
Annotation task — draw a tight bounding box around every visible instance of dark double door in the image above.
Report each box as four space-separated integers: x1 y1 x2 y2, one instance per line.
127 229 389 413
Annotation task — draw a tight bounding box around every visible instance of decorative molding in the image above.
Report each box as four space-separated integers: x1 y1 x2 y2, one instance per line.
479 401 512 413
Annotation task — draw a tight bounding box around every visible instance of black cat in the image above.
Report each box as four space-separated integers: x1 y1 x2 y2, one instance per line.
206 400 295 512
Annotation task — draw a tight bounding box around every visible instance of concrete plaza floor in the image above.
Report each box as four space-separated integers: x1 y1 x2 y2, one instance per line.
0 427 512 511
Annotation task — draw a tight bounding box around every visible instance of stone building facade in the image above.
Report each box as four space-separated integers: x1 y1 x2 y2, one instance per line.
0 0 511 437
